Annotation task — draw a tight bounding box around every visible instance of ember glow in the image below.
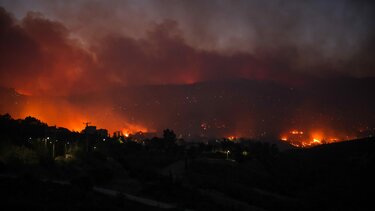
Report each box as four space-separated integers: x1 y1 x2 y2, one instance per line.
280 129 357 147
12 96 151 134
227 136 237 141
0 1 375 144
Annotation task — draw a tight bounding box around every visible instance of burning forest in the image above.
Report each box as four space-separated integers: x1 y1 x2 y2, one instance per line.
0 1 375 210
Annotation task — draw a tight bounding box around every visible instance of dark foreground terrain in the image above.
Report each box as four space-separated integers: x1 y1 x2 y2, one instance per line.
1 137 374 211
0 176 165 211
0 115 374 210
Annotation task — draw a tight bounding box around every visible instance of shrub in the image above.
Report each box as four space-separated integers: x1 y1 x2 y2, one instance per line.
0 146 39 166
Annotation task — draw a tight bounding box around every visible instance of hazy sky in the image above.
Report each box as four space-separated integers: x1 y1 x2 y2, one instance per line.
0 0 374 138
1 0 374 89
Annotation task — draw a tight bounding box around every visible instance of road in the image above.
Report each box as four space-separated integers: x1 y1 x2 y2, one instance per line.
1 174 181 210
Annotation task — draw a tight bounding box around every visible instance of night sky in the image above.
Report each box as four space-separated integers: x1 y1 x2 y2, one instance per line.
1 0 374 144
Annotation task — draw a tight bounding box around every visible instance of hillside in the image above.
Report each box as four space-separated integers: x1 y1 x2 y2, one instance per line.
1 78 375 139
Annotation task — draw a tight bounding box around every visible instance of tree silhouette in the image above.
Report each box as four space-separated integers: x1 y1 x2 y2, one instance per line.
163 129 176 144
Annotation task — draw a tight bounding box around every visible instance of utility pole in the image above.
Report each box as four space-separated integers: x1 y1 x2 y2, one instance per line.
83 122 91 153
83 122 91 127
52 142 55 158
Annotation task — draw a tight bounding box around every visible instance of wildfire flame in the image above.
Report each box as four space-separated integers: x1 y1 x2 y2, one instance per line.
291 130 304 135
12 97 151 134
227 136 236 141
280 129 353 148
313 138 321 144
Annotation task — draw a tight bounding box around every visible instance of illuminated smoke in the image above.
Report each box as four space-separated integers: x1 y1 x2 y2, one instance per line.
1 4 375 143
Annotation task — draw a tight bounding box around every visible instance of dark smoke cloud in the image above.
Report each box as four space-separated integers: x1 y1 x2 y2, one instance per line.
93 19 300 86
0 1 374 138
0 7 93 95
1 0 374 79
0 6 305 95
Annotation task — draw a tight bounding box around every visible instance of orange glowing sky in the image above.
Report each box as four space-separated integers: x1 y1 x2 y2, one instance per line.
14 97 151 134
1 2 375 143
